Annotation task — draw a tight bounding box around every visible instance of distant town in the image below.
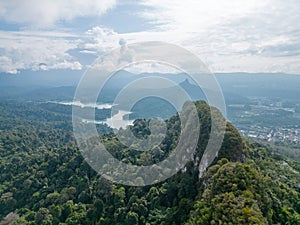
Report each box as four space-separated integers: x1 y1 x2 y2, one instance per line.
228 96 300 147
239 126 300 145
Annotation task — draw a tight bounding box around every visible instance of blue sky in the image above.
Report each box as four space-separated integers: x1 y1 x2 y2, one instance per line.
0 0 300 74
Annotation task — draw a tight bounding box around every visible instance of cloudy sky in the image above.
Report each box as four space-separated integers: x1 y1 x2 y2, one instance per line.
0 0 300 74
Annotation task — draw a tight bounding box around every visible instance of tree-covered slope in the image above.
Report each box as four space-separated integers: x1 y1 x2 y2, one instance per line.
0 100 299 224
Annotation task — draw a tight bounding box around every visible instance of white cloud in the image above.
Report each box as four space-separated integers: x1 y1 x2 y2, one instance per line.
0 30 82 74
0 0 116 27
133 0 300 73
0 26 127 74
138 0 269 32
0 56 18 74
124 62 182 74
1 1 300 74
84 26 121 54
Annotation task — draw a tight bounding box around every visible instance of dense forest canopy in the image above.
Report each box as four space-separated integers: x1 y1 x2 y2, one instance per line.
0 100 299 224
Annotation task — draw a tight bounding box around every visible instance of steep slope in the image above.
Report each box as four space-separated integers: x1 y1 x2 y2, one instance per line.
0 100 299 224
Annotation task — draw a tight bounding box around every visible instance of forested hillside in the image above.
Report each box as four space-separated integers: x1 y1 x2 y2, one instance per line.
0 100 299 224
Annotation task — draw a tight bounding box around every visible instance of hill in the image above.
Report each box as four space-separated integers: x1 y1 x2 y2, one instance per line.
0 100 299 224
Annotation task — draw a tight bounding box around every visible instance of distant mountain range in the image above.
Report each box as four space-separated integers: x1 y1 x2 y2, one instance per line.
1 70 300 103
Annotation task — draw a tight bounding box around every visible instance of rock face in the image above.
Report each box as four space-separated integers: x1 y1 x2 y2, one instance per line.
192 101 245 167
160 100 244 178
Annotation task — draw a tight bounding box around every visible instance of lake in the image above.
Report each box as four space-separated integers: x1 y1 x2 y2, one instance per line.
53 101 134 129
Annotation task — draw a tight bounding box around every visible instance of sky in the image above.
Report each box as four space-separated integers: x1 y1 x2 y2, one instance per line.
0 0 300 75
